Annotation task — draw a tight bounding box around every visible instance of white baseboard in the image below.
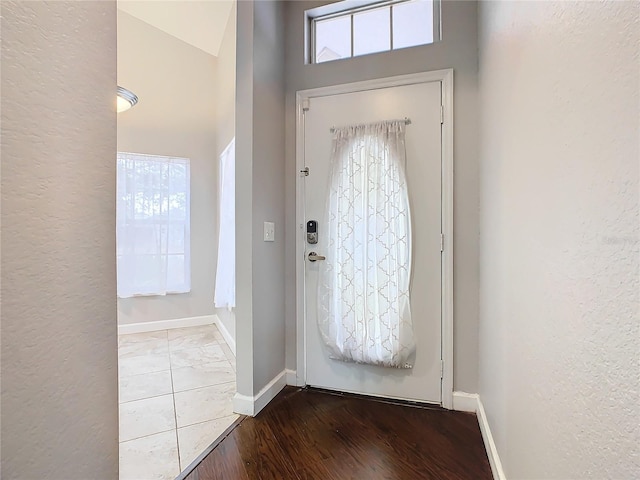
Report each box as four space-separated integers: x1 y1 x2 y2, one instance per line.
213 315 236 355
452 392 506 480
232 370 287 417
477 396 506 480
118 315 216 335
452 391 479 413
285 369 299 386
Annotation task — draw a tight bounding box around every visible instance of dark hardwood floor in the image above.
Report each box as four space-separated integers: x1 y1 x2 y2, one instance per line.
183 387 492 480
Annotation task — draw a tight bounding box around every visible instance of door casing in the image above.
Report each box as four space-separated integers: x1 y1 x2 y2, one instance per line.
294 69 454 409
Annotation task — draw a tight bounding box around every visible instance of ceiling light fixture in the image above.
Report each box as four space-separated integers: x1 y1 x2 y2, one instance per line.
117 86 138 113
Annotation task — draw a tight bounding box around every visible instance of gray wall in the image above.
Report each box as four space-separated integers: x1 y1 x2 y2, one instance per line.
478 1 639 477
117 11 218 326
236 0 286 397
283 0 480 392
1 1 119 478
215 3 237 345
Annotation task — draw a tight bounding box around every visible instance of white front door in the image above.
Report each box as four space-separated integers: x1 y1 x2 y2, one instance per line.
302 80 443 404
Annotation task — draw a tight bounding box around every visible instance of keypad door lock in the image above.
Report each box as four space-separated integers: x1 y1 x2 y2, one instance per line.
306 220 318 244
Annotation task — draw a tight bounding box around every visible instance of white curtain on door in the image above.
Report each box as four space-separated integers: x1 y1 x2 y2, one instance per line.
214 138 236 310
317 120 416 368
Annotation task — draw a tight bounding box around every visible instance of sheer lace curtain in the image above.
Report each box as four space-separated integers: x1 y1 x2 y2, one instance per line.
317 120 416 368
214 139 236 310
116 153 191 298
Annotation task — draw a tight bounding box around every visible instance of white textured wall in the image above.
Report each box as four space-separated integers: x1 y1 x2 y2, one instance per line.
1 1 119 478
235 0 286 398
283 0 480 392
215 2 237 343
117 11 218 325
478 1 639 478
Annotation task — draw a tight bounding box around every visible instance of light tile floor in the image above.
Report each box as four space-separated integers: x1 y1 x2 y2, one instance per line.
118 324 238 480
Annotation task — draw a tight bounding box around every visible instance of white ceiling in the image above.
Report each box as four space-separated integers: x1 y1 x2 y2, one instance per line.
117 0 234 57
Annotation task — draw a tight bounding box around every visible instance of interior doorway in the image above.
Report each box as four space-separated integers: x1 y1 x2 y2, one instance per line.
116 2 238 478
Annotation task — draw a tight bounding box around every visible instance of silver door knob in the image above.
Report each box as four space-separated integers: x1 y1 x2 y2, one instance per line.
308 252 326 262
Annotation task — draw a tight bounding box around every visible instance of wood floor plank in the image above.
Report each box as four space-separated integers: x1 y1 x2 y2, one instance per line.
260 393 370 480
348 398 491 478
192 420 301 480
188 434 249 480
185 387 492 480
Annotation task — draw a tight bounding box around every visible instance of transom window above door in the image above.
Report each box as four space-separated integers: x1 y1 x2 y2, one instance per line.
306 0 441 64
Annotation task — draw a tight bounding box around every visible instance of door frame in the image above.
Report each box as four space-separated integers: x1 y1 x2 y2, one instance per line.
294 69 454 409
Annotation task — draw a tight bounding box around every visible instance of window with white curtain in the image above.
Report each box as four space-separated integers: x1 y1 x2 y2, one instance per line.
116 152 191 298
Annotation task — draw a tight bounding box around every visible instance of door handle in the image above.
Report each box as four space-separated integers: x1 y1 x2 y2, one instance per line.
308 252 326 262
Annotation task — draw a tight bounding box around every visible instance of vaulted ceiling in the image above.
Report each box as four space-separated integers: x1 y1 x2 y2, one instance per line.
117 0 234 56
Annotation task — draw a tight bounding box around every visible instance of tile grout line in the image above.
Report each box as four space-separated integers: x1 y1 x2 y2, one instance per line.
119 374 236 405
166 329 183 474
120 427 177 444
169 326 230 473
175 413 239 430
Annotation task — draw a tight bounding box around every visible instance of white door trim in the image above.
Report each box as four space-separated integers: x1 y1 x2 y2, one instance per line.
295 69 454 409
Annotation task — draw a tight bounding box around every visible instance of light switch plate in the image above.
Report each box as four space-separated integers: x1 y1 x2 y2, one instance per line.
264 221 275 242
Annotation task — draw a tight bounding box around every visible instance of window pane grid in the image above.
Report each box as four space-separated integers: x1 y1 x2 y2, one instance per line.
350 13 354 58
311 0 437 64
390 4 394 50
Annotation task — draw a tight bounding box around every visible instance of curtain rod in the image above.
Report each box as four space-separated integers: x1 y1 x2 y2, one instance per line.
330 117 412 133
